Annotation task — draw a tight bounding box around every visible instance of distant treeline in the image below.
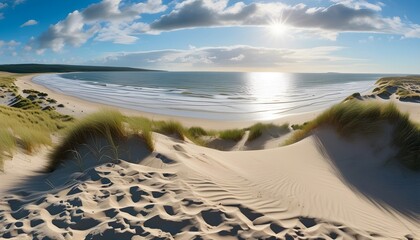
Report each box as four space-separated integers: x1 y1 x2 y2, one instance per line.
0 64 159 73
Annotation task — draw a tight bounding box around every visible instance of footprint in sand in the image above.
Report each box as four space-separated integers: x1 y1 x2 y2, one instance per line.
154 153 176 164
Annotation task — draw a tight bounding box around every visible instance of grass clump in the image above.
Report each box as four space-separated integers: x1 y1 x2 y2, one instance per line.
247 123 267 141
48 110 125 171
374 77 420 100
285 100 420 171
343 92 362 102
0 73 75 170
247 123 288 142
153 120 186 140
0 129 16 169
187 127 208 139
291 122 309 130
14 127 52 153
125 116 152 132
48 111 160 171
126 116 154 151
9 95 41 110
219 129 245 142
0 74 18 88
185 126 215 146
0 105 74 170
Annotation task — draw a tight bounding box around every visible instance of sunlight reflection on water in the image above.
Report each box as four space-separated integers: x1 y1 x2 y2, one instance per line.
33 72 393 121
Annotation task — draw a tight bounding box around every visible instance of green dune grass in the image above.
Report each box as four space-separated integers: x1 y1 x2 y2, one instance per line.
0 105 74 170
286 100 420 171
247 123 289 142
219 129 245 142
153 120 186 140
373 76 420 100
48 111 163 172
48 110 126 172
125 116 154 151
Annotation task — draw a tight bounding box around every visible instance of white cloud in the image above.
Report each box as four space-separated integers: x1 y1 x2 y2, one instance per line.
149 0 419 39
1 0 27 20
405 24 420 38
230 54 245 61
0 3 7 20
330 0 383 11
14 0 25 6
150 0 398 33
0 40 20 48
0 40 21 56
21 19 38 27
37 11 95 52
92 45 359 71
35 0 167 52
6 40 20 47
32 0 420 52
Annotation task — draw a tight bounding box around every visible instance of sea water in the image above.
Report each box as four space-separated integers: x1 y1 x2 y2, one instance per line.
33 72 395 120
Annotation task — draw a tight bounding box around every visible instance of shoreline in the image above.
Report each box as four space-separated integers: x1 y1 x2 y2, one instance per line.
16 73 420 128
15 73 322 130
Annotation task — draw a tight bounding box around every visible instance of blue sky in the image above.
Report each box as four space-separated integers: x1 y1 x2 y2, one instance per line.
0 0 419 73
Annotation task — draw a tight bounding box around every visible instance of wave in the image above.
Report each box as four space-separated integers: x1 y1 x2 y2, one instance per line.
33 73 377 121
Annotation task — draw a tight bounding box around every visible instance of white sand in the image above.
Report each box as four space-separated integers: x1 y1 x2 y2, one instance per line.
0 73 418 239
0 130 418 239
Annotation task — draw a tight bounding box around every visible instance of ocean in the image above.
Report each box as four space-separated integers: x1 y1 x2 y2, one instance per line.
33 72 395 120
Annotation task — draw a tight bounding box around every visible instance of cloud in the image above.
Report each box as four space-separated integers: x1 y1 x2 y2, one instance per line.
405 24 420 38
32 0 420 52
34 0 166 52
0 40 20 56
82 0 165 22
1 0 27 20
37 11 95 52
150 0 413 37
230 54 245 61
21 19 38 27
330 0 384 11
150 0 259 31
0 40 20 48
13 0 25 6
92 45 358 71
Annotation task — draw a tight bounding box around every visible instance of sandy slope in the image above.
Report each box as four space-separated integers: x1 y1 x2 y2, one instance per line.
0 129 418 239
0 74 418 239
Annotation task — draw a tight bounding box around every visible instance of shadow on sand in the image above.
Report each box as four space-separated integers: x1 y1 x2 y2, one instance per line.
313 128 420 219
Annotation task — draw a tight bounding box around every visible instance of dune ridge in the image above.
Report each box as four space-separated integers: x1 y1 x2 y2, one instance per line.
0 127 418 239
0 74 418 239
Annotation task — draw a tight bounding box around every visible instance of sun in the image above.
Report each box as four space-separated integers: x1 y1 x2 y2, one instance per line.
268 21 288 36
267 18 289 37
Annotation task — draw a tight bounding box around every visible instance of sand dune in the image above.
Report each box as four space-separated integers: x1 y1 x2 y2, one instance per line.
0 74 418 239
0 129 418 239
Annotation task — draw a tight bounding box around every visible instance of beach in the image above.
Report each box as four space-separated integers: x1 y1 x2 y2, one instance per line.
15 74 322 129
2 0 420 238
0 73 419 239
